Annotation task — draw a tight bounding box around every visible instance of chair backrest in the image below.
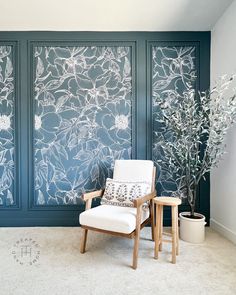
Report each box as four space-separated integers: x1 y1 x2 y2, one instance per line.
113 160 155 190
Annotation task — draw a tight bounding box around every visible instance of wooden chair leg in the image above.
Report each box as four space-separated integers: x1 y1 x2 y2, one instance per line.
154 204 160 259
80 228 88 254
171 206 177 264
132 232 140 269
132 207 142 269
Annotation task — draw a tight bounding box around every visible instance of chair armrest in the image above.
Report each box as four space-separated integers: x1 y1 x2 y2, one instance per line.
82 189 104 210
82 189 104 201
133 190 156 208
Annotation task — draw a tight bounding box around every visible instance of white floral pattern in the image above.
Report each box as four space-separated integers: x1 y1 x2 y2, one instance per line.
152 46 196 196
0 46 15 206
34 115 42 130
33 46 132 205
0 115 11 130
115 115 129 130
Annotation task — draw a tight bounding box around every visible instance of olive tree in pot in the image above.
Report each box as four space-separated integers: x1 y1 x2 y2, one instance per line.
153 75 236 243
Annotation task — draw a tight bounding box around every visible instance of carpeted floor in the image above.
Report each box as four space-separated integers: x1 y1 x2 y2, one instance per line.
0 227 235 295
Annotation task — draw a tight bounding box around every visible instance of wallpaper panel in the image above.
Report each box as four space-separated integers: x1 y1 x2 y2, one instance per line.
33 46 132 205
0 46 15 206
152 46 197 196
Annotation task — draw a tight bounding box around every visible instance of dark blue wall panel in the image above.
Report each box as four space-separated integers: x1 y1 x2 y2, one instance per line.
0 32 210 226
32 44 133 207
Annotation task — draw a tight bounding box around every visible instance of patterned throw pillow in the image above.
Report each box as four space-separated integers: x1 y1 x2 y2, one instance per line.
100 178 152 209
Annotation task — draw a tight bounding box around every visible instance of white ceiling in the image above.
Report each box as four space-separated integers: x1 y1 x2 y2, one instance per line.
0 0 234 31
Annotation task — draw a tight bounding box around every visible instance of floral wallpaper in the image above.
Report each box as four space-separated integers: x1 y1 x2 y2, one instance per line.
0 46 15 206
152 46 196 196
33 46 132 205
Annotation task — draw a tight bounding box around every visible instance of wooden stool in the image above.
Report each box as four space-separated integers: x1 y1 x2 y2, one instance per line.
154 197 181 264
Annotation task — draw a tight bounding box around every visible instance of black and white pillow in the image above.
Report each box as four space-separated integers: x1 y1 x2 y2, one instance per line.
101 178 152 209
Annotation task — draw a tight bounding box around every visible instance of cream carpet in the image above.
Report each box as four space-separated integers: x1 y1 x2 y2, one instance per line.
0 227 235 295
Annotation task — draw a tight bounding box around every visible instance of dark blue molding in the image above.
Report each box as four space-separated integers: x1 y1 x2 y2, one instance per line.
27 40 137 211
146 38 210 224
146 40 201 160
0 31 210 226
0 40 21 210
147 41 200 207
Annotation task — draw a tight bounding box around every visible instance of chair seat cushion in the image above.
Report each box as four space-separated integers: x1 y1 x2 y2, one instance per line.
79 205 150 234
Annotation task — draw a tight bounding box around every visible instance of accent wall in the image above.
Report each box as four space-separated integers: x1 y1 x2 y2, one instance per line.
0 32 210 226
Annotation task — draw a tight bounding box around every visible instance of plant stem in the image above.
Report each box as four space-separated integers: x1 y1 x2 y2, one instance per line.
189 186 197 217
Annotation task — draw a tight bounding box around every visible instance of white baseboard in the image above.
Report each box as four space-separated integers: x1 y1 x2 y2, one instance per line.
210 218 236 245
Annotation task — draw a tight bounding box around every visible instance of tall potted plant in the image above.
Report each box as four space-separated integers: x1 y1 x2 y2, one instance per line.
154 75 236 243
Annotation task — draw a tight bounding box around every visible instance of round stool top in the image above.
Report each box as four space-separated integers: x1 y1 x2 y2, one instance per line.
154 196 181 206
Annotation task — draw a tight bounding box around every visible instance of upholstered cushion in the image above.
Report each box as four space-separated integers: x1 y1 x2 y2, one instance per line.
100 178 151 208
79 205 150 234
113 160 154 182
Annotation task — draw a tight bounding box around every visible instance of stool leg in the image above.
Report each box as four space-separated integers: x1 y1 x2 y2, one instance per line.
171 206 177 264
154 204 160 259
159 205 163 251
150 200 155 241
176 206 179 256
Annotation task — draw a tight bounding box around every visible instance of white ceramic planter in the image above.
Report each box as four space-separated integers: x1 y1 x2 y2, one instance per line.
179 212 206 243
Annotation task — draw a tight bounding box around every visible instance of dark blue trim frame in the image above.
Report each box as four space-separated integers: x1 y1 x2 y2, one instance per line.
146 38 210 225
147 41 201 223
28 40 137 211
0 32 210 226
146 40 201 159
0 40 21 211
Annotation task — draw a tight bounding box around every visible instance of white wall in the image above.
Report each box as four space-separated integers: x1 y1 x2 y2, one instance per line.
0 0 233 31
211 0 236 244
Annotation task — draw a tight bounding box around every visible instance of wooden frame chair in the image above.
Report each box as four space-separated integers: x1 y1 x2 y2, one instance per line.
80 160 156 269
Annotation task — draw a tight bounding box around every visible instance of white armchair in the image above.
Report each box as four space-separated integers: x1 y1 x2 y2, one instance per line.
79 160 156 269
